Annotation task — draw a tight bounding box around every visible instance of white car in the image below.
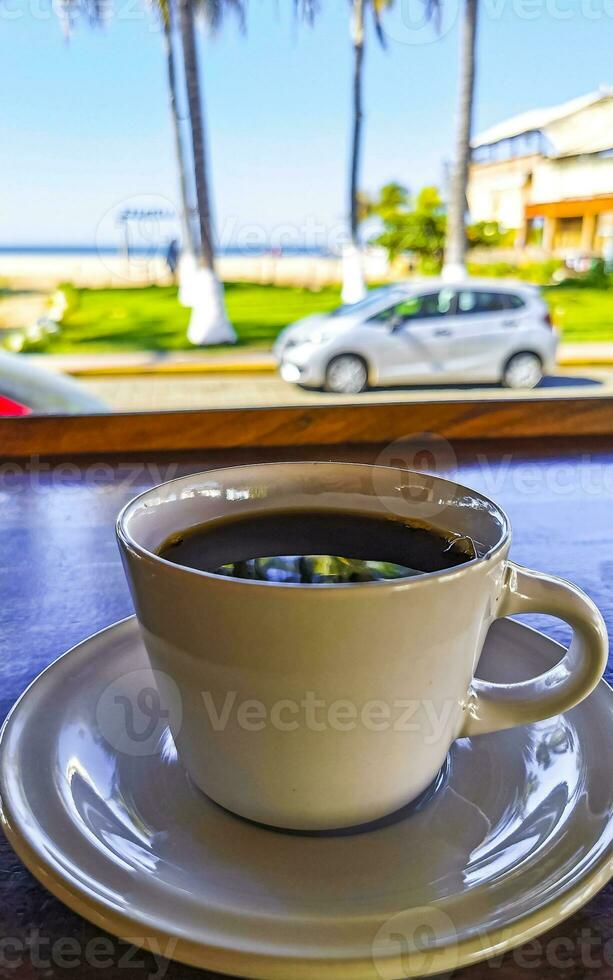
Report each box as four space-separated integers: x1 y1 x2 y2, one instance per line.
274 279 558 393
0 350 108 414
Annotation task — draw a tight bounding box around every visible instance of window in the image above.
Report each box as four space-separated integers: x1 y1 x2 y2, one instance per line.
0 5 606 438
371 290 454 325
329 288 400 318
457 290 510 314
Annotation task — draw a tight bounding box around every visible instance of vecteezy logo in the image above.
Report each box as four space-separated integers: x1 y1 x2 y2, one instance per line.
96 669 183 757
372 905 459 979
373 433 458 520
113 687 170 742
379 0 459 46
95 192 179 284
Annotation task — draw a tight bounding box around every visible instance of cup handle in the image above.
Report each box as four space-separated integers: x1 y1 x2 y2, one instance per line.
461 560 608 737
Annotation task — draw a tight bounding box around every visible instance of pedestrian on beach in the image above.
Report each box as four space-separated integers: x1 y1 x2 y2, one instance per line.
166 238 180 281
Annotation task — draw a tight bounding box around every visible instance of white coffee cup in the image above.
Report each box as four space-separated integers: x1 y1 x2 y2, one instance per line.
117 462 607 831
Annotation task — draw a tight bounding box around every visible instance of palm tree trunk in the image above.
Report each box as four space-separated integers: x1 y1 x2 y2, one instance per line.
177 0 215 270
443 0 479 279
349 0 365 246
163 5 197 259
176 0 236 343
342 0 367 304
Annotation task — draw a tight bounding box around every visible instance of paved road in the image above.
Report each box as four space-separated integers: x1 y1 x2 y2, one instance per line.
82 366 613 412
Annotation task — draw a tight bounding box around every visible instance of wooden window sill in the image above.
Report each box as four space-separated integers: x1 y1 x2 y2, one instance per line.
0 396 611 457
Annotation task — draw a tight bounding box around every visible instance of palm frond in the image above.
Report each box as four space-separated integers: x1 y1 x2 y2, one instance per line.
371 1 388 48
422 0 442 33
54 0 109 37
197 0 247 34
147 0 170 29
85 0 110 22
294 0 319 22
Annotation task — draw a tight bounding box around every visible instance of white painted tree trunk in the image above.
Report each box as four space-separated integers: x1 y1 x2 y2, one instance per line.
178 0 237 343
341 244 366 304
441 262 468 283
187 267 237 345
178 251 198 307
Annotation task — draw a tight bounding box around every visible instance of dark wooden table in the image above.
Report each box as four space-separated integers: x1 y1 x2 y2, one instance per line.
1 439 612 979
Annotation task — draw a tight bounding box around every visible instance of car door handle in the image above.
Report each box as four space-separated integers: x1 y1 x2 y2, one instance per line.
434 328 452 337
502 320 518 328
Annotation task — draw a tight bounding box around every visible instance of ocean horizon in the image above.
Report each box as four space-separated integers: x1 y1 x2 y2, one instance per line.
0 244 330 257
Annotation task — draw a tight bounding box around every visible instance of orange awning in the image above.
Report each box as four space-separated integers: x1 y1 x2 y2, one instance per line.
525 196 613 218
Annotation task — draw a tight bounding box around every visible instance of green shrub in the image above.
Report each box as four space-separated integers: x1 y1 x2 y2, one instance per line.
554 260 613 289
516 260 564 284
467 259 564 284
56 283 81 316
466 261 517 278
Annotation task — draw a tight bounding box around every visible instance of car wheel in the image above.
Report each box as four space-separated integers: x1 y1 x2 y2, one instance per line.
325 355 368 394
502 352 542 389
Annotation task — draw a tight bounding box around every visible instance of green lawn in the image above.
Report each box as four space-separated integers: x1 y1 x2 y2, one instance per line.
27 282 342 354
10 281 613 354
542 286 613 342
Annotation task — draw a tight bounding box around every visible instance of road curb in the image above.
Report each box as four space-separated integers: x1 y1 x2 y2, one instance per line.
26 354 277 377
58 358 613 377
557 357 613 367
25 351 613 378
69 360 277 377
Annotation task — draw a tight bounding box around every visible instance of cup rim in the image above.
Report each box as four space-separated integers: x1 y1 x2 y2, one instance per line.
116 461 511 591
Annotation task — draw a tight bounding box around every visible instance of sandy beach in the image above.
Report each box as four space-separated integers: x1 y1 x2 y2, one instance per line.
0 250 392 291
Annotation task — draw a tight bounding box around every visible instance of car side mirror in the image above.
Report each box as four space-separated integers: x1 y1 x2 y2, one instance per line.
389 315 404 333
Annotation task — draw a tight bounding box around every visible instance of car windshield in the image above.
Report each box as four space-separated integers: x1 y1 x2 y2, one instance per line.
329 289 400 318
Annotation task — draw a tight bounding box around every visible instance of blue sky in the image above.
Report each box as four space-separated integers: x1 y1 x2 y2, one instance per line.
0 0 611 246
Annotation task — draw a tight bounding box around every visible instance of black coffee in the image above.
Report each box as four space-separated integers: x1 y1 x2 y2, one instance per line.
157 510 476 584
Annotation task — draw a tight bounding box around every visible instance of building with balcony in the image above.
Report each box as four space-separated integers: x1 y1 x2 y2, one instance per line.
468 88 613 260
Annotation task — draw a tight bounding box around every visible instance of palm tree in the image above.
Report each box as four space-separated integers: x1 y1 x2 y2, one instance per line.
60 0 205 310
54 0 239 341
343 0 440 302
349 0 371 253
156 0 198 274
443 0 478 280
177 0 245 344
342 0 388 303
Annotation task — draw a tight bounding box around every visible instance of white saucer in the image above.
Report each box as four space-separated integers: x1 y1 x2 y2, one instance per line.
1 617 612 979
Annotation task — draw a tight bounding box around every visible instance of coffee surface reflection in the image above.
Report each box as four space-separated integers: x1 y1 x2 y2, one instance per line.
158 509 476 583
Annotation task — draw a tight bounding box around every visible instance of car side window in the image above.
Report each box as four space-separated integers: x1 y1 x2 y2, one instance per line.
505 294 526 310
370 290 454 325
457 290 508 314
